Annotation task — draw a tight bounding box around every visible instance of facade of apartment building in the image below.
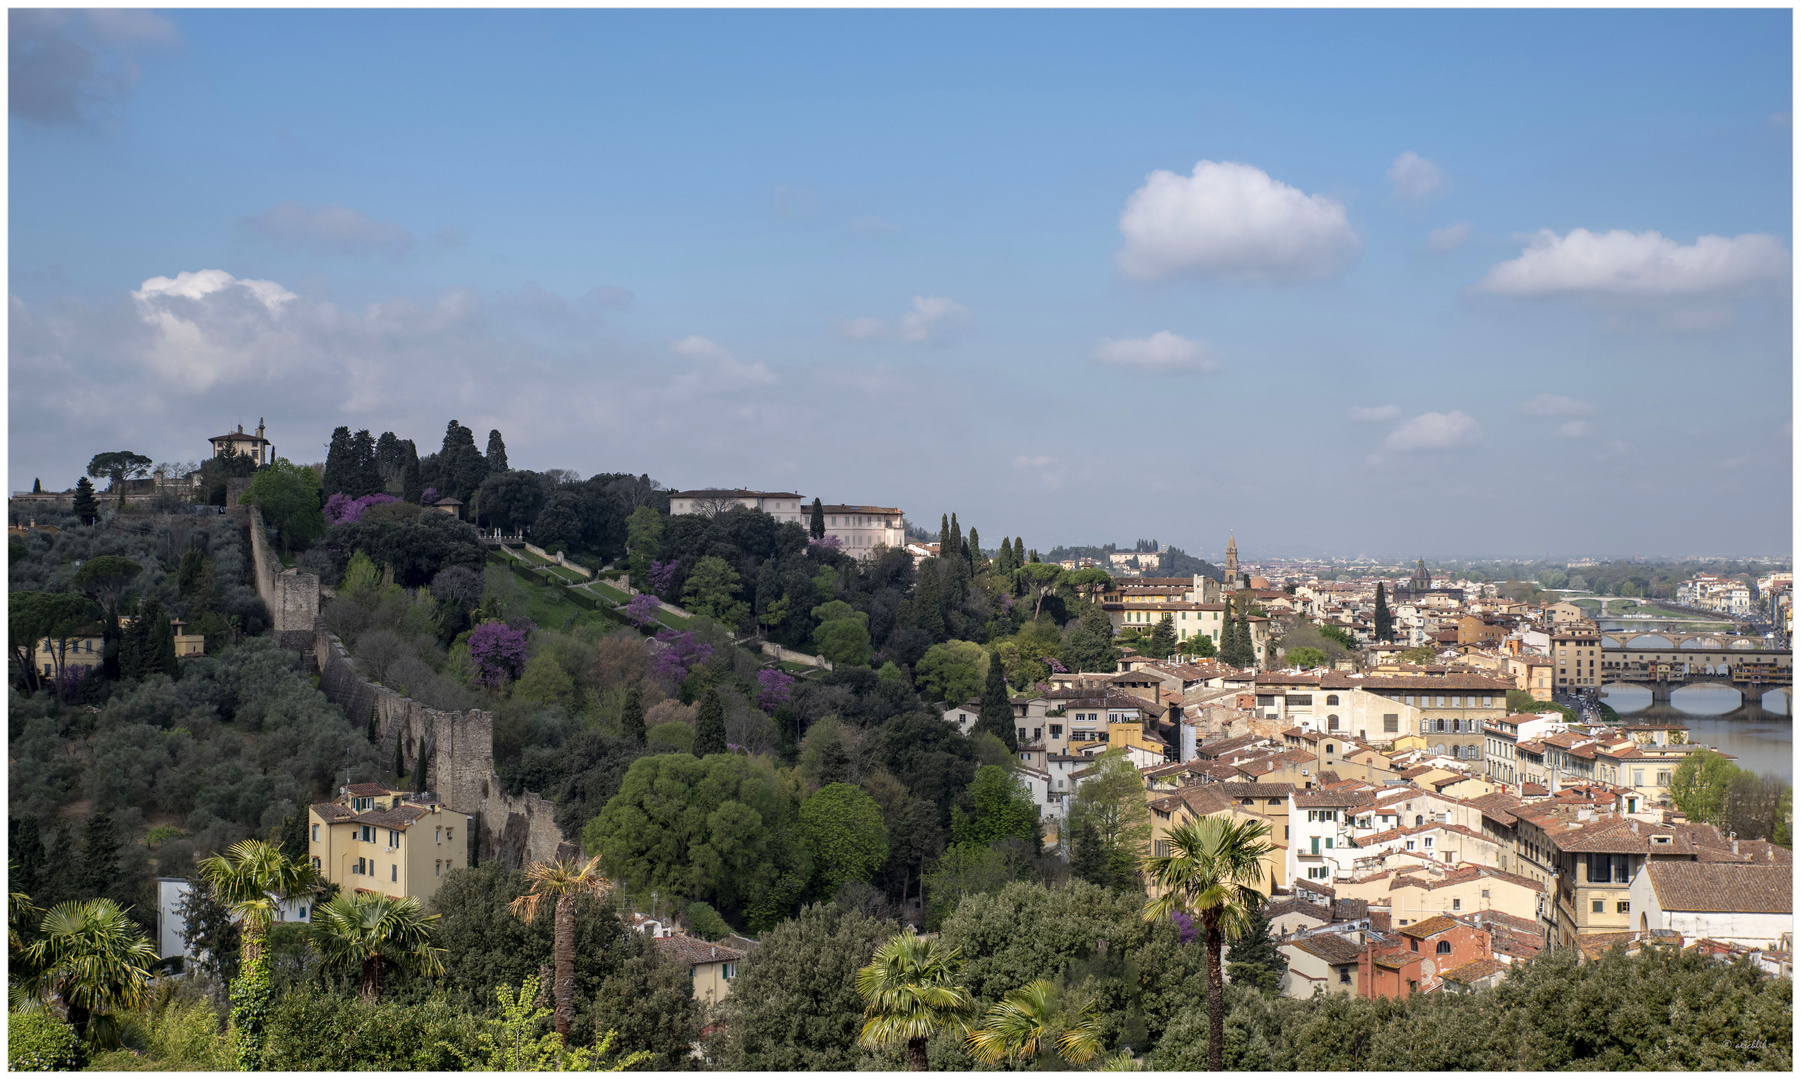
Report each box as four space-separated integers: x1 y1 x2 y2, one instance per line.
307 784 471 907
1551 627 1603 693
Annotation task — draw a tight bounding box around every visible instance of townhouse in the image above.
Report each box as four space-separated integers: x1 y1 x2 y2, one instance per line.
307 783 472 906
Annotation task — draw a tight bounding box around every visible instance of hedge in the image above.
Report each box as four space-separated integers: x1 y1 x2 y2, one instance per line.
8 1011 81 1071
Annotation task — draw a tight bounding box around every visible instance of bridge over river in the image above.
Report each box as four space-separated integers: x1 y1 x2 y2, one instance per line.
1599 631 1791 708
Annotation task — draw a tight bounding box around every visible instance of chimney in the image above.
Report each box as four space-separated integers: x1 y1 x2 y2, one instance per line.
1732 839 1739 855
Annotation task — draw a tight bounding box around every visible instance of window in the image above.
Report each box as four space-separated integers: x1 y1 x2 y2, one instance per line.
1481 889 1490 899
1616 901 1630 914
436 861 443 877
311 824 319 843
1436 940 1452 955
1451 696 1461 707
297 907 307 920
1410 938 1419 952
1325 837 1334 849
1307 866 1328 880
1327 715 1339 731
1384 714 1399 733
723 962 737 980
391 864 398 882
1033 727 1042 741
1017 728 1027 742
354 857 366 875
1289 695 1313 707
1405 841 1416 851
1339 966 1352 984
1326 695 1339 706
436 827 442 844
388 829 400 848
1050 724 1062 739
360 825 374 843
1325 744 1336 755
1311 837 1321 855
1423 837 1433 848
311 856 321 870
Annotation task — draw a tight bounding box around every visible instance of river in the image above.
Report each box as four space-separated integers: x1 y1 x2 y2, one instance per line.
1599 683 1792 782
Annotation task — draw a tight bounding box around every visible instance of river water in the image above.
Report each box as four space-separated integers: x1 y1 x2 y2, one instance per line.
1599 683 1792 781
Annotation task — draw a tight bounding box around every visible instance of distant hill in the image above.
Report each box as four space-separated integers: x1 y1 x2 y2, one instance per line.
1042 543 1223 582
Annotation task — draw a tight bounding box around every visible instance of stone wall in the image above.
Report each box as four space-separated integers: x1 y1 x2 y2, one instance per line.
315 624 576 869
245 506 320 664
760 640 835 671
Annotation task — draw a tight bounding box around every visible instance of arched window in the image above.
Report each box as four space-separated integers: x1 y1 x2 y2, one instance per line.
1327 714 1340 731
1415 815 1424 826
1325 745 1336 755
1326 695 1339 706
1436 940 1452 955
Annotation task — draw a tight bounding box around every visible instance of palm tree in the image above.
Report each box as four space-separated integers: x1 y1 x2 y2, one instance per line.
21 899 159 1047
509 854 612 1043
855 929 978 1071
196 838 323 968
965 978 1105 1068
311 891 446 1003
1141 816 1272 1071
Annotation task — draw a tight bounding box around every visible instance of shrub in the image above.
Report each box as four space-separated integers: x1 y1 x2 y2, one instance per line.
8 1011 82 1071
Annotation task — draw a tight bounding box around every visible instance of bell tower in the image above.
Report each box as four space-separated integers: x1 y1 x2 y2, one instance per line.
1224 532 1239 591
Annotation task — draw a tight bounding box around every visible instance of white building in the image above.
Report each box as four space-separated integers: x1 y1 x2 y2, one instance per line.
155 877 311 963
817 504 905 560
1287 790 1372 886
668 490 903 561
1627 861 1792 949
669 489 808 523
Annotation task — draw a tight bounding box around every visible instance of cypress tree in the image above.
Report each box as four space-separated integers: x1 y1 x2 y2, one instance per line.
12 813 46 898
78 812 121 902
412 735 429 793
939 514 953 557
1225 905 1284 996
977 652 1018 751
967 526 981 569
401 454 423 504
350 429 381 497
38 827 77 909
1148 614 1177 659
912 560 946 639
1014 538 1026 564
393 737 405 783
485 429 509 474
1374 583 1394 643
32 478 41 493
809 498 825 540
621 686 646 744
72 477 99 525
694 688 727 757
151 604 178 678
322 425 354 495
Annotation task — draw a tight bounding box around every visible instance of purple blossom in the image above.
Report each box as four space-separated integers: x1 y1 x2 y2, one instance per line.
1048 656 1068 673
808 534 843 551
755 667 795 710
624 592 662 627
648 559 678 597
324 491 399 526
468 620 529 687
650 629 713 684
421 487 439 505
1170 910 1197 945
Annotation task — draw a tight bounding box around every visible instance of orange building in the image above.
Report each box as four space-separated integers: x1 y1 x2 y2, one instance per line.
1357 915 1494 999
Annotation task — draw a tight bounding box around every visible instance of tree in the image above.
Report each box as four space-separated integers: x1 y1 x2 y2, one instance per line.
856 930 978 1071
1141 816 1272 1071
911 559 946 639
322 426 355 495
77 813 122 902
71 477 99 525
712 903 897 1070
239 459 326 552
438 421 488 503
401 451 423 505
485 429 508 474
1285 646 1328 670
1224 904 1282 996
915 640 988 708
73 555 141 627
1061 604 1120 675
1018 562 1068 619
1669 748 1740 826
620 686 646 745
682 555 750 627
1374 583 1395 643
813 601 874 667
21 899 159 1047
86 450 153 503
976 654 1017 750
952 766 1039 851
311 891 446 1003
1066 750 1150 893
809 498 826 540
965 979 1105 1067
799 783 890 898
1146 614 1177 660
694 687 728 757
196 839 324 1066
12 815 47 899
509 855 614 1043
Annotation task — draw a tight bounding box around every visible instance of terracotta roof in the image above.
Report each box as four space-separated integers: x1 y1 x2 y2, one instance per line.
1577 932 1634 961
1439 958 1506 985
1286 933 1364 966
345 783 394 796
1645 862 1792 914
655 933 746 966
1398 915 1464 938
1216 782 1299 799
311 802 357 822
1294 790 1375 808
1265 898 1332 924
1467 793 1524 826
1370 947 1419 970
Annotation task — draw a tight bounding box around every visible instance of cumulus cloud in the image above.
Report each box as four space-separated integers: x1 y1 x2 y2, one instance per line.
244 202 416 259
1347 405 1401 422
1115 160 1361 281
1091 332 1220 374
1425 222 1471 253
9 8 180 127
1387 152 1446 201
669 335 776 394
1383 410 1481 453
1519 393 1592 417
1478 228 1790 297
839 296 970 344
1556 421 1591 439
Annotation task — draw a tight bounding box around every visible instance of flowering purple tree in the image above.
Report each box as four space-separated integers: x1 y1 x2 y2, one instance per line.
467 620 529 687
1048 656 1068 674
324 491 399 526
807 534 843 552
421 486 439 505
1170 909 1197 945
755 668 795 710
623 592 662 627
650 629 713 684
647 559 678 597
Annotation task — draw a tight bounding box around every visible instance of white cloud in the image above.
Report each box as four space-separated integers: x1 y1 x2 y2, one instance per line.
1115 160 1361 281
9 8 181 127
1425 222 1471 253
1347 404 1401 422
839 296 970 344
245 202 415 259
1013 455 1053 468
671 335 731 362
1520 393 1592 417
668 336 776 394
1556 421 1591 439
1383 410 1480 453
1091 332 1220 374
129 270 297 391
1478 228 1790 296
1388 151 1446 201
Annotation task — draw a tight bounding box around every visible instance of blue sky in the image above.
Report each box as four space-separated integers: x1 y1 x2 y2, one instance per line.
9 8 1792 559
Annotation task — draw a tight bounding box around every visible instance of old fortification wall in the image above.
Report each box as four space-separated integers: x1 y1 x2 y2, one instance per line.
314 624 575 869
245 506 321 665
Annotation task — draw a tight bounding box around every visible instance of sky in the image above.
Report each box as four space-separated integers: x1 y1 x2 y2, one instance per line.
8 8 1793 561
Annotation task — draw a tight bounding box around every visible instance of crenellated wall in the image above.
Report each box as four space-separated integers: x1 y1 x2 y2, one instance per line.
314 623 575 869
245 506 321 664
